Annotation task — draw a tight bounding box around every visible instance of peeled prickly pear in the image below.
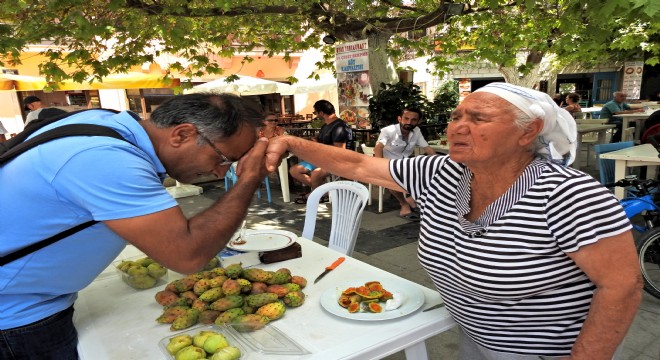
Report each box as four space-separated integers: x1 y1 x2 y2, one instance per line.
166 334 193 355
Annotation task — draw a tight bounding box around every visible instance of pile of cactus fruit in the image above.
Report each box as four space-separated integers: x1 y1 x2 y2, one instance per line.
155 263 307 332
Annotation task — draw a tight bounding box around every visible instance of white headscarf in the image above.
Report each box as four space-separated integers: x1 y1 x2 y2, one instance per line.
474 83 577 166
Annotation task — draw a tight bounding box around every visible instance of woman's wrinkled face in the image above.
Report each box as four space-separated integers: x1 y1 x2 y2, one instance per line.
446 92 529 167
263 115 279 128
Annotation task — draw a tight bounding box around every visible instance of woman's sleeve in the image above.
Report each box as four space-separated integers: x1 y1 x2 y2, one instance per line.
546 175 631 253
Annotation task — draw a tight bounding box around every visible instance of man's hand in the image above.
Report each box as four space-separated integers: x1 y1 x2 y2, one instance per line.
265 135 293 172
234 137 269 181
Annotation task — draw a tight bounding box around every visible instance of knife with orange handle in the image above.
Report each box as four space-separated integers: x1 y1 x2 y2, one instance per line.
313 257 345 284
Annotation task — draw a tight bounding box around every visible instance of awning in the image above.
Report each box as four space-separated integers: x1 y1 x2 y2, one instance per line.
186 75 291 95
0 72 180 91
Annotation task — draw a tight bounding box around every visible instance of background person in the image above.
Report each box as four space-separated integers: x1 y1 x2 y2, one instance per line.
375 107 435 220
0 120 7 142
289 99 354 204
265 83 641 359
0 93 267 358
23 95 45 126
600 91 645 142
258 112 287 139
563 92 582 116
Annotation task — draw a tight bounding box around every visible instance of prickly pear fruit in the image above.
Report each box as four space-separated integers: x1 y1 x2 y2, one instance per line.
166 334 193 355
241 305 255 314
244 293 278 307
283 291 305 307
348 302 360 313
281 283 301 292
266 270 291 285
174 345 205 360
199 287 224 302
368 302 383 313
255 301 286 320
203 333 229 354
147 263 167 278
265 285 289 298
236 278 251 293
199 310 222 324
171 308 200 331
193 279 211 295
222 279 241 296
276 268 291 275
210 295 244 311
210 346 241 360
180 290 198 305
155 290 181 307
231 314 270 332
224 263 243 279
214 308 246 324
203 256 220 270
192 330 217 348
242 268 272 282
208 275 228 288
157 305 190 324
250 282 268 294
173 277 198 293
291 275 307 288
191 299 210 312
211 267 226 277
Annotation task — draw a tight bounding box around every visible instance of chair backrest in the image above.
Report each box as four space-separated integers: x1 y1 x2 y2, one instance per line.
360 143 375 157
301 180 370 256
594 141 634 184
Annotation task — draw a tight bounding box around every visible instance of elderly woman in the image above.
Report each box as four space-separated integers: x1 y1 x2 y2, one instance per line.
266 83 642 359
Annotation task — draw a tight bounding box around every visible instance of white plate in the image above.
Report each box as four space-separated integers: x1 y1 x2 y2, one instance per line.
227 229 297 252
320 278 425 321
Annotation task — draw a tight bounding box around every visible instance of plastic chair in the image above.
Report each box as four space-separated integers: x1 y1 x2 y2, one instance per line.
594 141 634 185
360 144 385 213
224 163 272 203
301 181 370 256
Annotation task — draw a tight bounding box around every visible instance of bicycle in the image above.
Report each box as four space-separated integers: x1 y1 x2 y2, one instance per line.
607 177 660 299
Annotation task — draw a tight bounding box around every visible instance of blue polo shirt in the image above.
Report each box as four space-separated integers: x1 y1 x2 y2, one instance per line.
0 110 177 329
600 100 631 121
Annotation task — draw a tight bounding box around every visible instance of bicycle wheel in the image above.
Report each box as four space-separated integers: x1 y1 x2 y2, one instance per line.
636 228 660 299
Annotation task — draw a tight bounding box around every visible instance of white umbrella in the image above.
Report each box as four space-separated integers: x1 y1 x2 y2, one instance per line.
186 75 292 95
286 74 337 94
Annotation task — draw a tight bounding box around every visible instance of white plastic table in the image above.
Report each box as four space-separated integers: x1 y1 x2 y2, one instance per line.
74 240 455 360
600 143 660 199
617 112 651 141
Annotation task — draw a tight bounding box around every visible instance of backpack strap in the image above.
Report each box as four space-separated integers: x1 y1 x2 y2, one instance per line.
0 221 98 266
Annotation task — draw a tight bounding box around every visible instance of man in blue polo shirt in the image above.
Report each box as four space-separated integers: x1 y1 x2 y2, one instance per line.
0 93 268 358
600 92 645 142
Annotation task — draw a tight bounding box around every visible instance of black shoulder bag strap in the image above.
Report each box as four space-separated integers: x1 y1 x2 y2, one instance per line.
0 110 135 266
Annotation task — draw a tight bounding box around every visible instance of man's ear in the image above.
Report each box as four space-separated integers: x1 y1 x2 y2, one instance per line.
169 123 198 148
520 118 544 146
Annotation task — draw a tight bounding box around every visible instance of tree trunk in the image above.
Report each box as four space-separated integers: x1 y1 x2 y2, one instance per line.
498 65 541 89
366 31 398 94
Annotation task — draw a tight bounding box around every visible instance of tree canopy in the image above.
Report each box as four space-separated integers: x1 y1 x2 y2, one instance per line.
0 0 657 90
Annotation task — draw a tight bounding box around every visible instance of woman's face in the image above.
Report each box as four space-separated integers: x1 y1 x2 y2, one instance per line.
263 116 278 128
447 92 539 168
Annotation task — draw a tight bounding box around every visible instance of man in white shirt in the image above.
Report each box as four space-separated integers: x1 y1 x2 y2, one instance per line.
375 107 435 220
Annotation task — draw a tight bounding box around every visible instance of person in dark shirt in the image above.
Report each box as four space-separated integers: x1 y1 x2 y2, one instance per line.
289 100 353 203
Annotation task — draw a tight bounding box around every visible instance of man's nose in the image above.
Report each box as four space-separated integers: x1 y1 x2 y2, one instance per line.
212 164 233 178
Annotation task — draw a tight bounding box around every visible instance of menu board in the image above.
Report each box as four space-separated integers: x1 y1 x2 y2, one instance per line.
336 39 372 129
622 61 643 99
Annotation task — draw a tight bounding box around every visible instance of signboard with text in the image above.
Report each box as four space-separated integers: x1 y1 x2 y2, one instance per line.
335 39 371 129
622 61 643 99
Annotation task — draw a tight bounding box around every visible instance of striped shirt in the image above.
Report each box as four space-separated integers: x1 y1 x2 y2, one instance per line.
390 156 631 356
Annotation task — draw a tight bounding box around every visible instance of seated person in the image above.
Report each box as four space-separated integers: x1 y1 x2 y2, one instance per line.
258 112 286 139
289 100 353 204
563 92 582 117
375 107 435 220
600 92 645 142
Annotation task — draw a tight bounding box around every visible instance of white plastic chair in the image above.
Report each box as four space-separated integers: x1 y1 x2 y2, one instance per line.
301 181 370 256
360 144 385 213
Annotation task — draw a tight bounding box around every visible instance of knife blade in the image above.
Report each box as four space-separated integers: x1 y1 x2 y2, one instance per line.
314 257 345 284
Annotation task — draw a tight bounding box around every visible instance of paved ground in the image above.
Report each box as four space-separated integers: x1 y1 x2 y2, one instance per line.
176 153 660 359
